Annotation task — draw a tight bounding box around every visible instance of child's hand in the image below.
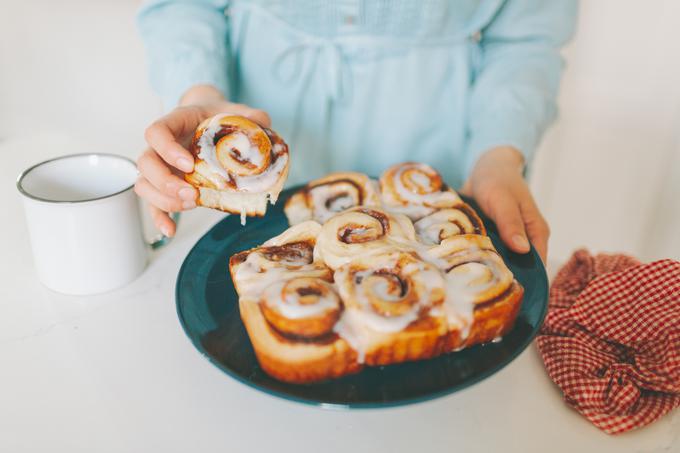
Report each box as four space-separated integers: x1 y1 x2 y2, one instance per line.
135 85 271 236
460 147 550 263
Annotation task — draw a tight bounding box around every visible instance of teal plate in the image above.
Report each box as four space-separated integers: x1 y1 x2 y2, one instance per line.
176 186 549 408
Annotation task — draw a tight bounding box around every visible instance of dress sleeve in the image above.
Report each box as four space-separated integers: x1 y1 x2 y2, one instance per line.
136 0 231 109
464 0 578 176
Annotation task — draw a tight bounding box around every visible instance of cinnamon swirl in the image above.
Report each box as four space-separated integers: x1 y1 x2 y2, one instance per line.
260 277 342 340
185 114 290 224
379 162 461 220
427 234 524 349
414 204 486 245
284 172 381 225
229 221 329 300
333 252 448 365
314 207 416 270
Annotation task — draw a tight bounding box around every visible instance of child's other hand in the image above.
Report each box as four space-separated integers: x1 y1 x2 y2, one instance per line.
460 147 550 263
135 85 271 237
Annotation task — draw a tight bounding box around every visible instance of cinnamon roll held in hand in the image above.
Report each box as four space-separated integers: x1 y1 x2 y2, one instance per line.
314 207 416 270
379 162 461 220
414 204 486 245
427 234 524 349
185 114 289 223
284 172 381 225
333 252 448 365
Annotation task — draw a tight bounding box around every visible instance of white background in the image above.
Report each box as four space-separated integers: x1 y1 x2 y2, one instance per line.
2 0 679 264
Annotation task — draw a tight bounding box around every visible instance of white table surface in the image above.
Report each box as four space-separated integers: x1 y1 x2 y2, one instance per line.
1 138 678 453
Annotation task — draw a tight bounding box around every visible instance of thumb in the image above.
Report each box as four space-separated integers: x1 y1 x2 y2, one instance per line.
485 191 530 255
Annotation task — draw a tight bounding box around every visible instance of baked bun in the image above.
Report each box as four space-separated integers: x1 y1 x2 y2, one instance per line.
379 162 461 220
284 172 380 225
230 222 361 383
229 164 525 384
333 252 448 365
238 296 361 384
229 221 329 299
314 207 416 270
425 234 524 349
185 114 289 223
413 204 486 245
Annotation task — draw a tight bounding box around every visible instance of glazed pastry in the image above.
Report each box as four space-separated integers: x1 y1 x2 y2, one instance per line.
229 221 329 299
260 277 341 339
314 207 416 270
379 162 461 220
231 221 359 382
230 162 525 384
238 275 361 383
413 204 486 245
426 234 524 349
284 172 381 225
185 114 289 224
333 252 448 365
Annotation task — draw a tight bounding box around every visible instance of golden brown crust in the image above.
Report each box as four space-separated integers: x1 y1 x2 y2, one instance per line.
465 280 524 347
363 315 448 366
239 299 362 384
255 349 362 384
444 280 524 350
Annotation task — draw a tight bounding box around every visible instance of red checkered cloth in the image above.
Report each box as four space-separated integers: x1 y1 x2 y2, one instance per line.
536 250 680 434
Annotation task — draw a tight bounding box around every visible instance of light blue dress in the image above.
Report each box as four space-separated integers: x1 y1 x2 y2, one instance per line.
137 0 577 188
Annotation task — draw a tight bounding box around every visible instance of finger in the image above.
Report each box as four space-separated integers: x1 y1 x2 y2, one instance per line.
144 113 198 173
458 179 473 197
134 177 196 214
519 200 550 263
137 149 197 202
239 106 271 128
484 190 530 254
149 204 176 237
211 103 272 128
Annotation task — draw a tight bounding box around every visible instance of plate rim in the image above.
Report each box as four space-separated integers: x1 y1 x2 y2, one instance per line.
175 188 549 409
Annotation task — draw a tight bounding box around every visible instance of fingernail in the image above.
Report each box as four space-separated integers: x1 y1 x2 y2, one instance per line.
178 187 196 201
512 234 530 251
182 200 196 210
177 157 193 173
160 225 171 237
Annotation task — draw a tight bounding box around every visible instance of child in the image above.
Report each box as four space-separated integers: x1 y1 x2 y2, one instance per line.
135 0 577 262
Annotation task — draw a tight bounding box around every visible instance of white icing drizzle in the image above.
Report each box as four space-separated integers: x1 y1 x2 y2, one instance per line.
414 209 474 245
384 203 436 221
332 310 369 363
263 279 339 319
309 182 361 223
197 115 230 183
195 114 288 194
232 153 288 193
332 254 445 362
391 163 460 208
233 248 321 300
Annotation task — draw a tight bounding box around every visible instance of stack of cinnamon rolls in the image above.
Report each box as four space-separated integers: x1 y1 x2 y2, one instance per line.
229 162 524 383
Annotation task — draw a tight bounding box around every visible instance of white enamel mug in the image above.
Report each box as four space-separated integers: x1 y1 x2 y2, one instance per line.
17 153 170 295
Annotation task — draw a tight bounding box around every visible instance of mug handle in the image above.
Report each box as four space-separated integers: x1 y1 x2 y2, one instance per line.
148 212 181 250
